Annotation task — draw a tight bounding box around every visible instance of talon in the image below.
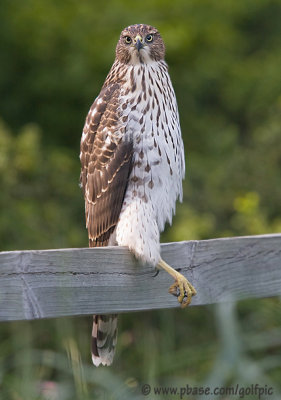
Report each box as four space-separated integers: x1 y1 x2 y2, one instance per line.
157 258 197 308
169 273 197 308
152 268 159 278
168 282 179 297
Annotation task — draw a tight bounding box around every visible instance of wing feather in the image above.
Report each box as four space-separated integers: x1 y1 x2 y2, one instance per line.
80 83 132 247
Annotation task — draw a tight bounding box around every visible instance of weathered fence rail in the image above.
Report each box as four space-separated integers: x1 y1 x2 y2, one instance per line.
0 234 281 321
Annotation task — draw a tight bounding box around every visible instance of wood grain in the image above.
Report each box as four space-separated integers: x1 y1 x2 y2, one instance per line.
0 234 281 321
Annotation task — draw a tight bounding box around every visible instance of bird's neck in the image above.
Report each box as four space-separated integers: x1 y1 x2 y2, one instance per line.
103 60 168 90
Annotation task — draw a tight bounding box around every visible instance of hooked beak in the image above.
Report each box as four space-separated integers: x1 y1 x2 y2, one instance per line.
134 35 143 51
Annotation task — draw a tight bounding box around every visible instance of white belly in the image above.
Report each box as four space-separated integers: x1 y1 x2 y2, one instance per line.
115 61 185 266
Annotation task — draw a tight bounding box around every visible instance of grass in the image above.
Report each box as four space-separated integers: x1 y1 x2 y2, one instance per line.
1 297 281 399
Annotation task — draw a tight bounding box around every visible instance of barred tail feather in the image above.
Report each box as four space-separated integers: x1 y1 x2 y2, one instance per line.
91 314 118 366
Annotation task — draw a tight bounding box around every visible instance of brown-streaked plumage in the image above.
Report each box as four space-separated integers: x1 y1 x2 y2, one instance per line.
80 24 196 367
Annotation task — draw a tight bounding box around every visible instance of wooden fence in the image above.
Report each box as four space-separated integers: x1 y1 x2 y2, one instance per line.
0 234 281 321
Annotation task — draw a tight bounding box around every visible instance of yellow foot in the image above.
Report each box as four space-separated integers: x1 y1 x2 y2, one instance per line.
168 272 197 308
157 258 197 308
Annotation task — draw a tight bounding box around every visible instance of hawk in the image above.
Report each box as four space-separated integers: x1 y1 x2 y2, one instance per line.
80 24 196 366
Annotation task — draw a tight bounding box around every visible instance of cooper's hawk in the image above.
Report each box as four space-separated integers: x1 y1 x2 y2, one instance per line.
80 24 196 366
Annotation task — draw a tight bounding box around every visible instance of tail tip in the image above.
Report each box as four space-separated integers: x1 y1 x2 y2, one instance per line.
92 354 113 367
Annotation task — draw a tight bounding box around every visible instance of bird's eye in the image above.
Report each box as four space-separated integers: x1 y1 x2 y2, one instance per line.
145 34 153 43
124 36 132 44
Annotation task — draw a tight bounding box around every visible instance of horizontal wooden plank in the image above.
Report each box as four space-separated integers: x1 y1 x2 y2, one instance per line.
0 234 281 321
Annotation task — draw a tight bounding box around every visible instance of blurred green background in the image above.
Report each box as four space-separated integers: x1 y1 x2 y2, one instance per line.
1 0 281 399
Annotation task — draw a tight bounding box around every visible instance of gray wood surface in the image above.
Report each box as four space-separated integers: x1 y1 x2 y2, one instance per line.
0 234 281 321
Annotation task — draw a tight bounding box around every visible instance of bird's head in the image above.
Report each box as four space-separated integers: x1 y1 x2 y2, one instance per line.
115 24 165 65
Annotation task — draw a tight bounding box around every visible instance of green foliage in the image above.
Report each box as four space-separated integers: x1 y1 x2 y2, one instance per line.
0 0 281 398
0 120 85 250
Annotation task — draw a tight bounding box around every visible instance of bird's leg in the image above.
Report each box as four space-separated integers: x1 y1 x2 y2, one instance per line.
157 258 197 308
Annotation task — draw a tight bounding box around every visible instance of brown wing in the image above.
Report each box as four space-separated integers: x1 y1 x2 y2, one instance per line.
80 83 133 247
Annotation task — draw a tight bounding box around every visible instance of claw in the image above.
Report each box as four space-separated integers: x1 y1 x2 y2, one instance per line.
152 268 159 278
157 258 197 308
169 274 197 308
